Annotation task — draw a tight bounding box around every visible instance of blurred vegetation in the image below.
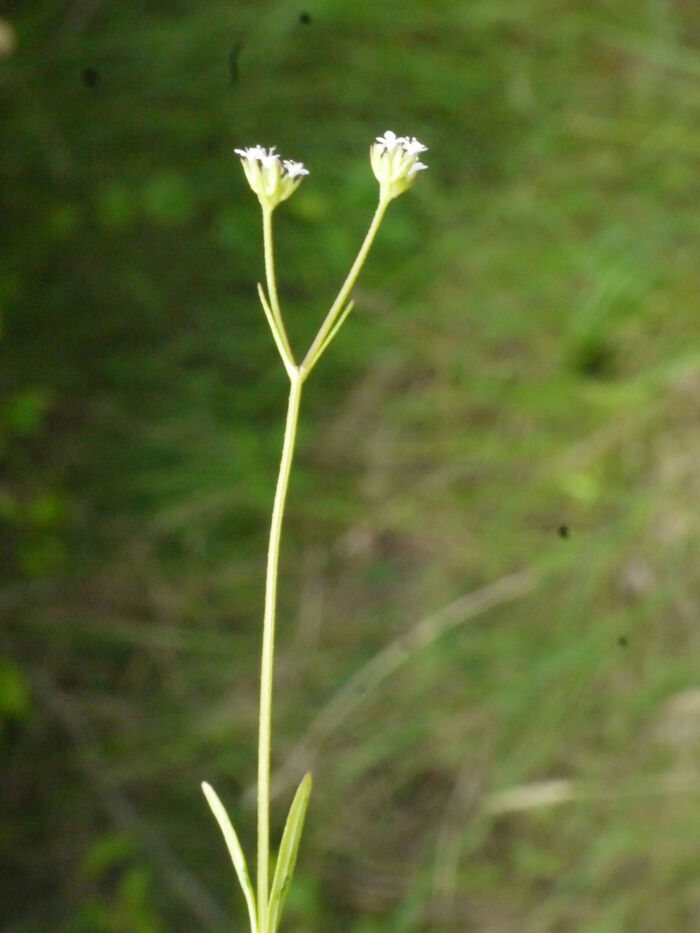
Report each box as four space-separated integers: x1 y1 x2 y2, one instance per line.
1 1 699 931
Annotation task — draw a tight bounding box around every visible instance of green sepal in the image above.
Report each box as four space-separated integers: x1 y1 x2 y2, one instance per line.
201 781 258 933
267 772 313 933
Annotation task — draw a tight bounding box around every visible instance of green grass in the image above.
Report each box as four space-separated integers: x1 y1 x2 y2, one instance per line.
1 1 699 931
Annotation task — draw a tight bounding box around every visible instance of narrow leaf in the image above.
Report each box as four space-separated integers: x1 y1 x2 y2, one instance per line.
267 772 313 933
257 283 293 373
307 300 355 371
202 781 258 933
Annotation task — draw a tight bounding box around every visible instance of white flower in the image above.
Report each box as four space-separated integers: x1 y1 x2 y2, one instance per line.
235 145 309 210
235 144 267 161
408 160 428 175
282 159 309 180
402 137 428 156
375 130 405 152
370 130 428 201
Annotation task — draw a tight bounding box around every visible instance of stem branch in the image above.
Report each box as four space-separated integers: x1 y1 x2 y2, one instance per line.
302 196 389 374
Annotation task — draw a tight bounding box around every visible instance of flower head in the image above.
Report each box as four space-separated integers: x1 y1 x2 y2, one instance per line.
235 145 309 210
370 131 428 201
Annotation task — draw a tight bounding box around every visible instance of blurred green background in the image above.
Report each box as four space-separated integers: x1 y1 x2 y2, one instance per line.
2 1 699 931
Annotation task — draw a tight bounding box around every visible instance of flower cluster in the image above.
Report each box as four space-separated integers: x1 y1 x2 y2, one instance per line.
234 145 309 211
235 132 428 210
370 131 428 201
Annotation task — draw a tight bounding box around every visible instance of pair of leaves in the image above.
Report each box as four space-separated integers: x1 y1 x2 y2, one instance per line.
202 772 312 933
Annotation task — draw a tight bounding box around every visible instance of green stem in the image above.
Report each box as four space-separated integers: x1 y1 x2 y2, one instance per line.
302 196 389 375
255 191 391 933
263 207 295 366
257 368 303 933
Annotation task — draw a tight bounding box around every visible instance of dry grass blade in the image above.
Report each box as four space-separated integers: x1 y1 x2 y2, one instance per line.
268 568 538 800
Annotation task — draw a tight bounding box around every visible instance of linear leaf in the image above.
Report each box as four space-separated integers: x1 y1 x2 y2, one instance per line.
257 282 293 373
307 299 355 372
267 772 312 933
202 781 258 933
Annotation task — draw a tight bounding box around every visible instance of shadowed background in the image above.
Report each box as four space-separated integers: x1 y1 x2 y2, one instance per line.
1 1 699 931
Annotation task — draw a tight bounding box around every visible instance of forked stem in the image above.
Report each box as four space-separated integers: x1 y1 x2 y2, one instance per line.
208 133 427 933
257 193 392 933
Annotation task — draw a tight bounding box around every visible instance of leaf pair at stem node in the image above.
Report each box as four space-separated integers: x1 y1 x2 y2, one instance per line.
202 773 312 933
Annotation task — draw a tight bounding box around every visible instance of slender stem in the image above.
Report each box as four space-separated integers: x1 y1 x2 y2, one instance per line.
257 368 303 933
302 196 389 375
263 207 295 366
255 191 390 933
